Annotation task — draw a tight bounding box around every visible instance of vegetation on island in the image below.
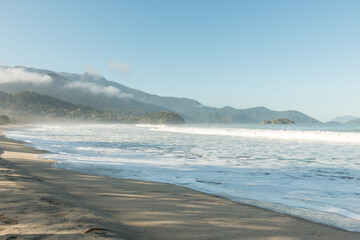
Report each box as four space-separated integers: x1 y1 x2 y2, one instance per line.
260 118 295 124
0 91 185 125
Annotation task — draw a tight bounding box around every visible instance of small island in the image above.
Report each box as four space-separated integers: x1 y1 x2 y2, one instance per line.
260 118 295 124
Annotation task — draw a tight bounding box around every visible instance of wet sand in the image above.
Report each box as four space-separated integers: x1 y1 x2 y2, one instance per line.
1 125 359 240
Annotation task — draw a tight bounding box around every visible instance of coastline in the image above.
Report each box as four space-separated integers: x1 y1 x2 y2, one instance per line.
1 125 359 240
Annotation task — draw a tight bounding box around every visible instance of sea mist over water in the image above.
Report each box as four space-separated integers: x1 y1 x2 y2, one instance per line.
6 123 360 232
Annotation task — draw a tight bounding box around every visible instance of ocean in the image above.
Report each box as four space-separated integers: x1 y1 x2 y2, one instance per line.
5 123 360 232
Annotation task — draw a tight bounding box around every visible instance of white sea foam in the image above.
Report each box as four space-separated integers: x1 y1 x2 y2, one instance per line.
141 124 360 144
5 123 360 232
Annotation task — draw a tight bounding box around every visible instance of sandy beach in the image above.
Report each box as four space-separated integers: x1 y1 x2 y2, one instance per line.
1 125 359 240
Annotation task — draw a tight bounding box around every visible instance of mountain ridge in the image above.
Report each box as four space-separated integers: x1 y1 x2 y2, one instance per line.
0 65 320 124
346 118 360 124
330 115 358 123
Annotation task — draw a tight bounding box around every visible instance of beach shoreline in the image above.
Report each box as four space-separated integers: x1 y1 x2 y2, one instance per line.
1 125 359 240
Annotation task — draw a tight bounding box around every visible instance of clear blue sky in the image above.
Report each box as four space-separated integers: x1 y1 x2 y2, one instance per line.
1 0 360 121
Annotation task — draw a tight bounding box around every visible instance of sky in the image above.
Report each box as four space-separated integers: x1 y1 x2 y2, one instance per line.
1 0 360 121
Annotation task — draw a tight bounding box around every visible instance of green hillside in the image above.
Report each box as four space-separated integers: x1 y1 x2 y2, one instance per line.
0 91 185 124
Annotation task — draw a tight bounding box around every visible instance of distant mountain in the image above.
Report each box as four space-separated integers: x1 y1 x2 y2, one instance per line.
346 118 360 124
330 115 358 123
0 65 320 124
0 67 167 116
0 91 185 124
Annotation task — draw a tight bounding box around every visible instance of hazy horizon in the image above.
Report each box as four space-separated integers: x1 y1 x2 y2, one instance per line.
1 0 360 122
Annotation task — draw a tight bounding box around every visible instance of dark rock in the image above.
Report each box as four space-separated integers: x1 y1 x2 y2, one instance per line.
260 118 295 124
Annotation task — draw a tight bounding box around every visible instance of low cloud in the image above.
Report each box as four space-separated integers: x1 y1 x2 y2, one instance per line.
0 67 52 84
108 60 130 75
84 67 102 78
65 81 132 98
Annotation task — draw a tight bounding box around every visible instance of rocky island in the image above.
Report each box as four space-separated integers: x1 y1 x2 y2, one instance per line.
260 118 295 124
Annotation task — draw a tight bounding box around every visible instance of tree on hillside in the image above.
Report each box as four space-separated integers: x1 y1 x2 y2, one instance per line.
0 115 10 125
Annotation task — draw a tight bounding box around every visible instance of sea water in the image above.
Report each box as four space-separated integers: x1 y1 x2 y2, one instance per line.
5 123 360 231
